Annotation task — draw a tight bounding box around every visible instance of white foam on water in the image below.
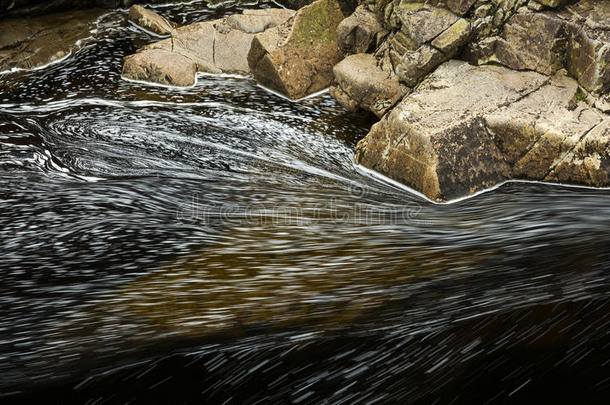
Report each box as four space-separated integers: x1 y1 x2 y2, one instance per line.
354 163 610 205
256 85 330 103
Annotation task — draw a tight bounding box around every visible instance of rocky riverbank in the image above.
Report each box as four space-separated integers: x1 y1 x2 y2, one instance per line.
2 0 609 202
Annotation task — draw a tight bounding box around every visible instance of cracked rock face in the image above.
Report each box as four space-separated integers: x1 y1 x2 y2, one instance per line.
375 3 471 87
355 60 609 201
337 5 387 55
468 0 610 96
330 0 610 200
247 0 345 99
122 8 295 86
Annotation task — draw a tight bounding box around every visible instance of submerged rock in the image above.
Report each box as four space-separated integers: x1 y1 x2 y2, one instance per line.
0 9 103 72
122 8 294 86
247 0 344 99
128 4 176 36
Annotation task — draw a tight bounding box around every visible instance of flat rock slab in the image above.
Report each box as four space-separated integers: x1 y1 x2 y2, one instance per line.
247 0 344 99
0 9 103 72
122 8 295 86
355 60 609 201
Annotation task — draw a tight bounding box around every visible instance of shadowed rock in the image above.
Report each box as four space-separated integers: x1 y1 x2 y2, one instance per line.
379 2 471 86
558 0 610 94
337 5 387 55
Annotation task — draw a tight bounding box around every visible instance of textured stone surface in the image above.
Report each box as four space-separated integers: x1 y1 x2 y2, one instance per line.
379 3 471 86
355 61 546 201
128 4 175 36
494 12 568 75
558 0 610 94
330 53 407 117
248 0 344 99
487 72 603 179
547 119 610 187
355 58 610 201
337 5 387 55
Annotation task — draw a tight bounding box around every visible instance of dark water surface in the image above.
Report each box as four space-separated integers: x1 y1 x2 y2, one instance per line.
1 1 610 403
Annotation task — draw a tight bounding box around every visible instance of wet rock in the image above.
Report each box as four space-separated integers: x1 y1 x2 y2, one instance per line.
122 8 294 86
122 49 196 87
128 4 175 36
248 0 344 99
330 53 407 117
337 5 387 55
355 60 547 201
0 1 178 17
0 9 103 72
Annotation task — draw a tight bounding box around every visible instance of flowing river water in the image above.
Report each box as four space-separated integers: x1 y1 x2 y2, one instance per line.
1 2 610 403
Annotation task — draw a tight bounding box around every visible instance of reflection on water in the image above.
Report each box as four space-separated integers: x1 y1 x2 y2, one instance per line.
1 1 610 403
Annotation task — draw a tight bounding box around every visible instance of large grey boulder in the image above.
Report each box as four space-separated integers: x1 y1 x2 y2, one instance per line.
122 8 295 86
248 0 344 99
356 61 545 201
355 60 609 201
330 53 407 117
